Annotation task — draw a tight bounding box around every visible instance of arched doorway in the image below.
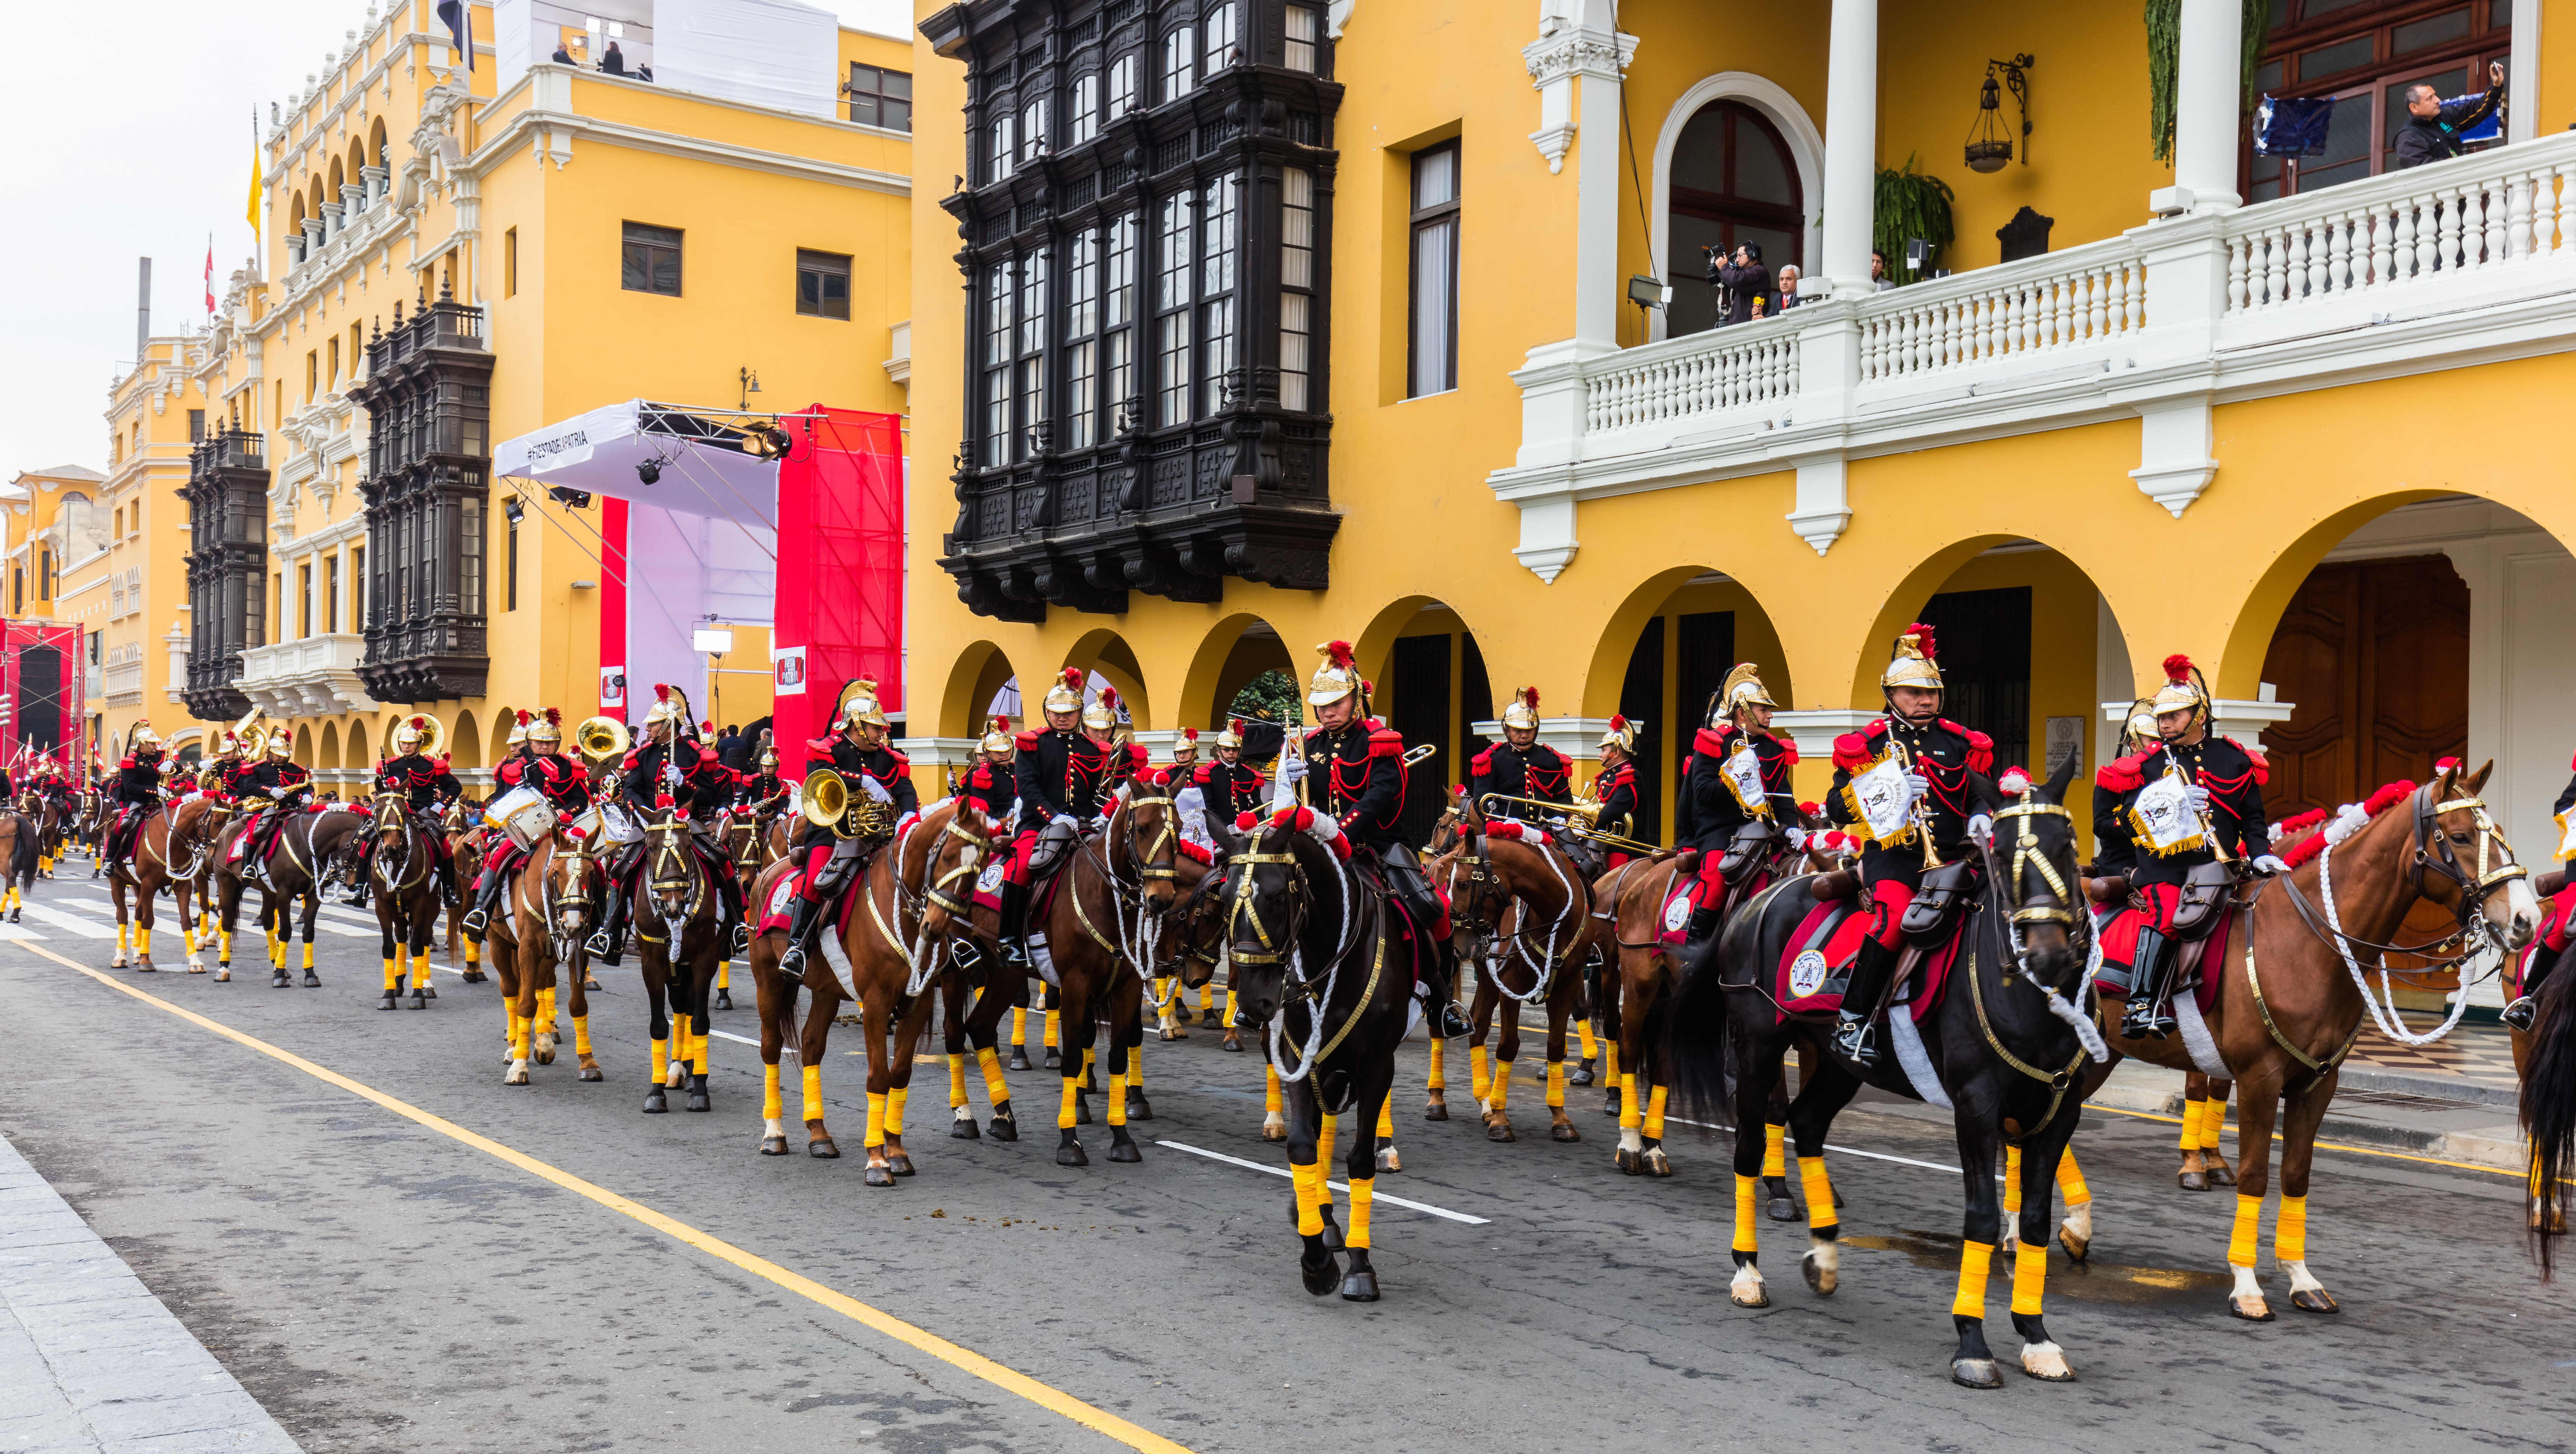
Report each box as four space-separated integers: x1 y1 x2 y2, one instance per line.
1665 100 1805 338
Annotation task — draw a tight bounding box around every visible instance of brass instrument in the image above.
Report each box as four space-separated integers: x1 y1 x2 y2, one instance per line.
1400 743 1437 767
409 715 446 761
799 770 848 833
1892 737 1943 870
232 706 263 744
575 716 630 765
1475 792 1660 860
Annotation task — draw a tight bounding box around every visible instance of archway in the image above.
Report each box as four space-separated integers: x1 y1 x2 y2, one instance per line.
1175 612 1297 733
490 707 519 763
1579 563 1796 844
347 718 369 767
1063 629 1152 729
294 725 316 767
936 642 1029 739
451 710 482 770
1650 72 1825 341
320 721 340 771
1345 595 1500 843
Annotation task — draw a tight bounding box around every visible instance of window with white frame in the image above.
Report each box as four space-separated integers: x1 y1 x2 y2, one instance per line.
1280 168 1315 411
1104 212 1138 431
1063 229 1101 450
1285 4 1319 73
1071 72 1100 145
1017 250 1049 457
1202 3 1238 73
983 265 1013 465
990 113 1018 183
1020 98 1049 165
1199 171 1240 416
1409 141 1460 397
1109 53 1138 119
1161 26 1194 103
1156 194 1193 426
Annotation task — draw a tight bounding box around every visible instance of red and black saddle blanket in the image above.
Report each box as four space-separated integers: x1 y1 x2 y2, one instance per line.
2093 904 2229 1017
755 839 1004 940
1770 900 1967 1026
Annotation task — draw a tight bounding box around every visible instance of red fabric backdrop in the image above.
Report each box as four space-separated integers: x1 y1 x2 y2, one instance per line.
770 406 904 774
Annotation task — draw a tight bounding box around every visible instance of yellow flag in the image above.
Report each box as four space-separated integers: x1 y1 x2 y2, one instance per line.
245 145 262 238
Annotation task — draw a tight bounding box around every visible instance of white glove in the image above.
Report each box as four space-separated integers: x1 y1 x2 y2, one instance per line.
2252 854 2290 877
1966 814 1994 851
1280 751 1309 783
2186 785 2212 814
1783 826 1808 851
1052 813 1080 830
1904 772 1930 801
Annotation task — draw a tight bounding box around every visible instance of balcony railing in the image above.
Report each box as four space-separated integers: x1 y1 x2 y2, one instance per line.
2222 147 2576 315
238 634 377 718
1585 328 1797 440
1858 249 2148 384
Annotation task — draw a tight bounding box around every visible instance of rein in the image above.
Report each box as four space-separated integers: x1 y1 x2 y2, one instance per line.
1451 826 1582 1005
1958 793 2109 1139
864 804 992 997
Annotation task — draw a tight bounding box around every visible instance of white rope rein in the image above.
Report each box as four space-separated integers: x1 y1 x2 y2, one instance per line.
1484 830 1579 1006
2316 830 2485 1048
1267 839 1360 1088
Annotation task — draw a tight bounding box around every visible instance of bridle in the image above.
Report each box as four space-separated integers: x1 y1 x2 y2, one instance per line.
372 793 429 895
1219 822 1372 1084
640 811 709 930
2408 783 2528 951
1962 788 2107 1127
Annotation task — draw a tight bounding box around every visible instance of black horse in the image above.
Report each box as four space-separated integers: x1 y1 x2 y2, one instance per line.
1217 811 1419 1302
1666 753 2110 1388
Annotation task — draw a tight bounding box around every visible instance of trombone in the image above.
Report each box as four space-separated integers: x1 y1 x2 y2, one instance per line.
1891 738 1943 870
1475 792 1660 860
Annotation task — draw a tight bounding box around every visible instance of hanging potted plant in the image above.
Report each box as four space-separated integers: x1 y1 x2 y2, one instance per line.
1873 154 1956 287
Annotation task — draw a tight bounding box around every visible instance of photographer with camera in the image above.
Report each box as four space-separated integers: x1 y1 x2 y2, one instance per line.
1705 241 1773 326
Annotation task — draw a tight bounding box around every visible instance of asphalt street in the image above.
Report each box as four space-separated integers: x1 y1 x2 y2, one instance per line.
1 872 2571 1454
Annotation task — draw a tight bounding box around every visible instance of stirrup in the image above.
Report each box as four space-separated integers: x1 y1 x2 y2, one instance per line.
1434 999 1472 1040
1833 1012 1878 1066
461 906 490 935
584 927 615 958
2503 995 2539 1032
731 924 751 956
779 940 809 976
2121 1002 2174 1040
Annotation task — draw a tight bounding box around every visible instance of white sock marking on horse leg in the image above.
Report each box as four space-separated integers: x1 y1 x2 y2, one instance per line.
2060 1201 2091 1244
1618 1126 1643 1154
2282 1259 2326 1294
2230 1263 2266 1311
1729 1262 1766 1302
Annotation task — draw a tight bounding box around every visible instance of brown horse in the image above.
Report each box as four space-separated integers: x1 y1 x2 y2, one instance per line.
2107 761 2536 1318
209 805 369 987
1028 782 1181 1167
1432 790 1595 1145
0 811 33 923
715 801 787 1010
487 829 606 1085
633 806 730 1114
103 797 228 972
747 796 995 1179
364 792 446 1011
447 820 490 982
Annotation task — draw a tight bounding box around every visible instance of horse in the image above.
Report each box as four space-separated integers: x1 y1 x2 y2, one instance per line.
746 796 996 1179
1026 781 1181 1167
1667 754 2113 1388
364 792 446 1010
0 811 34 923
18 792 63 879
716 801 787 1010
447 819 490 982
486 829 606 1086
633 804 732 1115
1431 790 1594 1145
100 797 211 972
210 805 369 987
1217 807 1425 1302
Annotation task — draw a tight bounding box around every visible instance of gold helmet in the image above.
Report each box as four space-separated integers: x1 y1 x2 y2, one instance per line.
1307 639 1361 708
528 707 564 748
1170 727 1201 765
391 714 428 753
505 711 531 749
833 677 890 732
2120 703 2159 753
1599 713 1640 755
2148 653 2208 725
1500 686 1541 732
130 720 162 751
1215 717 1247 751
212 729 239 758
642 682 695 740
757 728 780 772
978 715 1016 758
265 726 294 761
1082 685 1124 734
1041 666 1087 716
1720 661 1778 719
1880 622 1945 693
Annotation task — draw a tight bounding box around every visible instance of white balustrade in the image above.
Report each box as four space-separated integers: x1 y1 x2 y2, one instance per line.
2224 147 2576 313
1583 326 1798 436
1857 248 2146 384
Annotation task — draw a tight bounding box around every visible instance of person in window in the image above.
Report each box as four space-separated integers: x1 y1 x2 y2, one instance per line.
1871 250 1896 292
1709 241 1773 326
551 40 576 65
2395 61 2505 171
601 41 628 76
1774 263 1808 310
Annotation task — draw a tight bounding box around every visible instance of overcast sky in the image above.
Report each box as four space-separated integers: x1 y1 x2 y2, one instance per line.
0 0 910 478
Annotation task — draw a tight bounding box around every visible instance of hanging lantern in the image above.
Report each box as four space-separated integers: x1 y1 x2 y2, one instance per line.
1965 55 2034 174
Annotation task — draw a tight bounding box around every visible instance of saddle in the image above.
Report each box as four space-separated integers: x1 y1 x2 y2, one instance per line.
1897 859 1980 947
1767 893 1970 1026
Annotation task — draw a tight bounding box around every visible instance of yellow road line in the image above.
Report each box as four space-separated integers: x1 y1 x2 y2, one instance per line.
10 940 1190 1454
2083 1100 2534 1179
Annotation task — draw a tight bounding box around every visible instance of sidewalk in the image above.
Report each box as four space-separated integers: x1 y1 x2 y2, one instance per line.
0 1132 302 1454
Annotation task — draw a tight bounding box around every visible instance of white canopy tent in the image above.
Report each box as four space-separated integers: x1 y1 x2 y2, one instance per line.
492 0 839 118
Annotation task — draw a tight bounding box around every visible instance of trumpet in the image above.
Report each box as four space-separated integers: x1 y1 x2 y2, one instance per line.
1892 738 1942 870
1400 743 1437 767
1476 793 1660 859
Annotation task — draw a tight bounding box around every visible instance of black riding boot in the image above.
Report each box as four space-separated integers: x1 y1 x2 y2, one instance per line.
1833 938 1900 1067
1420 945 1473 1040
2121 927 2176 1039
997 878 1033 972
777 892 827 978
436 853 460 910
2505 942 2566 1031
723 877 751 957
588 880 628 964
1681 900 1725 960
461 864 509 941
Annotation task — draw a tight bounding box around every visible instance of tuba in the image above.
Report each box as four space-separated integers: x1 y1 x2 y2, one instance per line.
575 716 630 765
799 770 850 836
410 715 446 761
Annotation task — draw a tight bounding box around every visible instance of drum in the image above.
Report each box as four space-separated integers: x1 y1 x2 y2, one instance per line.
574 800 644 848
485 785 555 850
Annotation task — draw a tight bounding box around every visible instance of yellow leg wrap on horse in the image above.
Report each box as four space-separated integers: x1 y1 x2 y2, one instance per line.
1799 1156 1837 1234
512 1015 532 1062
135 924 150 955
1224 987 1238 1025
2228 1193 2263 1267
1952 1240 1994 1317
301 940 313 971
1057 1076 1080 1130
1348 1177 1374 1250
183 921 197 954
2178 1096 2206 1152
2056 1147 2091 1205
2276 1195 2307 1263
1602 1039 1620 1087
463 936 478 965
1129 1040 1143 1090
1763 1123 1787 1179
692 1029 708 1075
381 956 399 992
1044 1008 1059 1048
573 1016 593 1058
2011 1242 2048 1317
948 1053 970 1108
763 1063 783 1121
1376 1100 1393 1140
413 949 430 987
1619 1072 1641 1130
1012 1006 1027 1047
1469 1043 1491 1100
1425 1036 1445 1090
2004 1144 2024 1216
1644 1085 1668 1140
2200 1093 2227 1150
1545 1059 1566 1109
801 1063 823 1123
118 922 129 953
1577 1016 1597 1060
1293 1158 1325 1237
976 1046 1008 1107
219 929 231 961
864 1090 887 1149
718 962 730 989
1488 1060 1511 1111
887 1086 907 1138
1318 1112 1338 1163
1265 1063 1283 1117
542 987 561 1032
651 1037 669 1084
1106 1072 1127 1127
1732 1174 1759 1253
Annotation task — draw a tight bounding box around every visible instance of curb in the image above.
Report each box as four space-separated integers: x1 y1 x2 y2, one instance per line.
2083 1081 2527 1173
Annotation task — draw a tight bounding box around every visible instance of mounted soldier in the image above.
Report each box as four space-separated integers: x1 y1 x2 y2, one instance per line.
995 670 1125 974
1298 639 1472 1039
204 715 260 801
463 709 593 941
1470 687 1573 826
100 722 174 876
1825 626 2006 1066
591 683 749 963
960 716 1018 824
1590 716 1645 871
2097 656 2283 1039
237 726 321 889
772 677 917 979
732 730 787 814
344 716 462 908
1678 663 1805 956
2503 749 2576 1030
1194 717 1270 824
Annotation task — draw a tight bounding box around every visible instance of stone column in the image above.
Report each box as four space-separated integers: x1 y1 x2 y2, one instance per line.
2165 0 2244 214
1821 0 1878 298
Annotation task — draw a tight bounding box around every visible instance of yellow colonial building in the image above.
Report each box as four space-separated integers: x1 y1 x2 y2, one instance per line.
899 0 2576 1002
177 0 915 791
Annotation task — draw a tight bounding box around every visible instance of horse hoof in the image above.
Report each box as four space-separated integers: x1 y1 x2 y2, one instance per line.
1602 1090 1623 1118
1158 1025 1179 1042
1220 1033 1243 1052
952 1117 981 1140
715 989 733 1011
411 992 429 1010
1767 1196 1800 1222
1486 1119 1516 1143
1301 1248 1339 1297
419 984 437 1000
760 1135 790 1156
583 976 602 990
534 1047 557 1067
1951 1357 2003 1390
1644 1146 1674 1177
1615 1147 1642 1175
987 1113 1018 1142
808 1137 840 1159
580 1066 603 1083
2289 1288 2338 1315
302 972 320 987
1570 1058 1595 1087
135 961 155 973
2178 1169 2210 1191
1729 1278 1769 1309
1340 1267 1381 1302
1802 1251 1837 1296
1424 1100 1448 1123
1318 1213 1342 1250
2229 1294 2276 1322
1109 1140 1142 1164
2020 1343 2075 1381
1057 1141 1089 1167
887 1154 915 1176
270 971 290 988
1043 1048 1061 1069
864 1164 896 1187
504 1066 531 1087
2057 1228 2090 1264
2207 1162 2236 1186
1126 1094 1154 1122
462 970 487 984
377 994 399 1011
1261 1121 1287 1143
212 970 230 983
1551 1122 1581 1144
1007 1050 1031 1070
685 1091 711 1113
1376 1145 1403 1174
1201 1008 1222 1028
643 1090 668 1114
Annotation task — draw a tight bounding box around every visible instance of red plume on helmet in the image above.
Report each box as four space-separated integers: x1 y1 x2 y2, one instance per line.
545 708 562 726
1231 717 1248 732
514 709 533 727
989 715 1009 734
409 715 429 730
1060 666 1084 689
1323 640 1354 670
1905 623 1938 659
654 683 672 702
1099 686 1120 710
1608 713 1628 732
2162 653 2194 684
1522 686 1540 712
1182 727 1199 742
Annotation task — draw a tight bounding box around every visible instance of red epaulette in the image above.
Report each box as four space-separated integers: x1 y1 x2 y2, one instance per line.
2096 752 2151 793
1125 743 1149 773
1365 717 1384 731
620 748 642 769
1694 726 1732 758
1367 727 1404 758
1471 747 1495 776
1776 737 1800 768
1304 724 1327 741
1193 762 1215 785
886 748 912 773
118 757 135 770
1941 721 1994 774
1831 733 1874 774
2226 737 2270 785
1014 730 1040 751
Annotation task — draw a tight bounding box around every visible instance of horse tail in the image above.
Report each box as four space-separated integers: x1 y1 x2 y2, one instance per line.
1665 878 1793 1127
2522 967 2576 1275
